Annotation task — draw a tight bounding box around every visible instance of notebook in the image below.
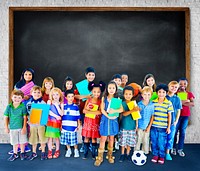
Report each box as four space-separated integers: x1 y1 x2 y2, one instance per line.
127 101 141 120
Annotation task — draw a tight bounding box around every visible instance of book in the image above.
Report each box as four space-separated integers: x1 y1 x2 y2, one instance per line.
30 103 50 125
85 103 99 119
150 92 158 101
108 98 122 117
177 92 188 100
75 79 91 101
20 81 34 96
127 101 141 120
29 108 42 124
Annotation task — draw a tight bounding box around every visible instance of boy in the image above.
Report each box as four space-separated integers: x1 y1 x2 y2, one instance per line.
4 90 27 161
26 86 47 160
121 73 128 88
118 86 139 162
112 74 123 99
135 86 154 154
165 81 182 160
172 78 194 157
60 90 81 158
150 84 173 164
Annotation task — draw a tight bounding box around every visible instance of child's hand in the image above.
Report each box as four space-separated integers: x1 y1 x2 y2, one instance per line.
24 95 30 100
145 127 150 133
173 121 178 126
21 128 26 135
108 116 118 120
5 127 9 134
108 108 115 114
56 116 61 120
131 106 140 112
166 127 171 134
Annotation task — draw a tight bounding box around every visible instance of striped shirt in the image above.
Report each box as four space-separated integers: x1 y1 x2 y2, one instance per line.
152 98 174 128
62 103 80 132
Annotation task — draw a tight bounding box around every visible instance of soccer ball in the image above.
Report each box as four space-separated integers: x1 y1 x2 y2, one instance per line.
131 150 147 166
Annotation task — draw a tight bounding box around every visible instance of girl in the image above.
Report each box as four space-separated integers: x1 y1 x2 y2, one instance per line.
94 81 123 166
45 87 64 159
142 73 157 101
41 77 55 103
15 68 35 101
82 81 106 159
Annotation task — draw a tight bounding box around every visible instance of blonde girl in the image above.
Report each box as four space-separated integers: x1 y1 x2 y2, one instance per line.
41 77 55 103
45 88 64 159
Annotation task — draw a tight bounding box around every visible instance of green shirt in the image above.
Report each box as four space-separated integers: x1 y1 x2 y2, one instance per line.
120 101 136 130
4 103 27 129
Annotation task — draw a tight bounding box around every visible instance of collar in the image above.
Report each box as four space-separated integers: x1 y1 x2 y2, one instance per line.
153 97 169 103
9 102 23 109
31 97 43 103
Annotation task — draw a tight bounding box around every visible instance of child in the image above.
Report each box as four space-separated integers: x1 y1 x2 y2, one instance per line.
121 73 128 88
142 73 157 101
4 90 28 161
41 77 55 103
26 86 47 160
135 86 154 155
60 90 81 158
94 81 123 166
15 68 35 101
82 81 106 159
118 86 139 162
75 67 96 152
172 78 194 157
165 81 182 160
150 84 173 164
112 74 123 99
45 88 64 159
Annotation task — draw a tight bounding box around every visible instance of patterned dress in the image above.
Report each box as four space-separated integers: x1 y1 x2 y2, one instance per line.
82 98 101 138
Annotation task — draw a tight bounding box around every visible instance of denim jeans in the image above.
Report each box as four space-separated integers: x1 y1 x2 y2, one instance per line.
150 127 167 158
173 116 189 150
166 125 176 150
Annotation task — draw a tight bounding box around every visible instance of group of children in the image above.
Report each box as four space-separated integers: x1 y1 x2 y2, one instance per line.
4 67 194 166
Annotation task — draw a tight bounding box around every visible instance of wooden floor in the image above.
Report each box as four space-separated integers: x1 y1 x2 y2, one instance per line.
0 144 200 171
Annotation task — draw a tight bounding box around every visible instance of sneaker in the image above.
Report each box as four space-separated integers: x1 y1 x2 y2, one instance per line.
151 156 158 163
126 154 132 162
25 146 31 153
171 148 176 155
119 154 126 162
158 157 165 164
166 153 172 160
20 152 28 160
41 152 47 160
8 147 21 155
177 150 185 157
65 149 72 158
8 153 18 161
79 144 84 153
74 149 79 158
28 152 37 161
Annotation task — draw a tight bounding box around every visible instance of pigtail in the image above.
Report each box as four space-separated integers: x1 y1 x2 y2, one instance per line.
88 81 95 91
99 81 106 92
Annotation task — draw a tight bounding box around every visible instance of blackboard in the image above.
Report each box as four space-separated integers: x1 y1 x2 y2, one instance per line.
9 7 190 93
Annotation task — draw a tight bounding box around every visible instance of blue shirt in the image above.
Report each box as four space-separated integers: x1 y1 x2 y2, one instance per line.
137 101 154 130
166 94 182 124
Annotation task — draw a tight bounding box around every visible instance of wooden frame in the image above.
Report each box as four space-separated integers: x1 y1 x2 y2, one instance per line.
9 7 190 96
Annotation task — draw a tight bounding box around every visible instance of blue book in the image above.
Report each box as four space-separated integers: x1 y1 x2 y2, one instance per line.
76 79 91 101
108 98 122 117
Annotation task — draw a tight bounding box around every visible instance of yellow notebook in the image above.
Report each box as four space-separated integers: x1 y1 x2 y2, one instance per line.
127 101 141 120
85 103 99 119
30 108 42 124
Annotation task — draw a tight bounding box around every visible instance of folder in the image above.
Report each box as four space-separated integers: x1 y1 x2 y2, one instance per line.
85 103 99 119
108 98 122 117
20 81 34 96
177 92 188 100
127 101 141 120
76 79 91 101
30 103 50 125
29 108 42 124
150 92 158 101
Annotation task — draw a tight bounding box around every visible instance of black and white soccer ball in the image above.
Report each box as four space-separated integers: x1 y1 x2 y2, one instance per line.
131 150 147 166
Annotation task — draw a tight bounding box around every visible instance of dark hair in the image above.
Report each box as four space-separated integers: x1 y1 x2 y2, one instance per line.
156 84 168 93
88 81 106 92
104 81 118 98
85 67 95 74
15 68 35 89
178 77 188 83
11 89 24 99
64 89 74 97
142 73 156 91
123 86 134 101
112 74 122 80
62 76 74 91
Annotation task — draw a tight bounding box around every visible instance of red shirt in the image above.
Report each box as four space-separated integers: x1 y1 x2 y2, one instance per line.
180 91 195 116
